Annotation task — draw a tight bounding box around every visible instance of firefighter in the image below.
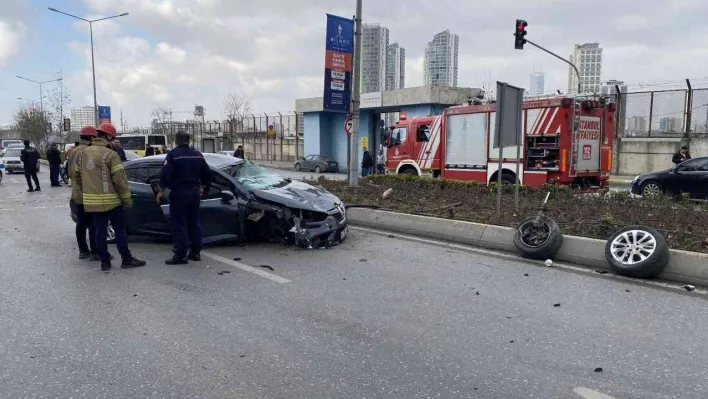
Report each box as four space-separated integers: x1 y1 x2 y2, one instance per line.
157 130 211 265
72 122 146 271
68 126 101 260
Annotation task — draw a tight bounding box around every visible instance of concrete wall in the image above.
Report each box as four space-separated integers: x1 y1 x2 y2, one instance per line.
614 137 708 175
229 136 304 162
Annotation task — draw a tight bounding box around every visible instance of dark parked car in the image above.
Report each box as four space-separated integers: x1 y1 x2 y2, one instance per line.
70 154 347 247
631 156 708 199
294 154 339 173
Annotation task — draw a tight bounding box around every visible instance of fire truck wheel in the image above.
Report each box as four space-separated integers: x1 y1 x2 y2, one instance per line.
501 172 517 185
399 167 418 176
512 216 564 260
604 226 669 278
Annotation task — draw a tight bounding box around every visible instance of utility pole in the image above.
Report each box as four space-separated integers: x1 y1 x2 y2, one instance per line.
348 0 362 186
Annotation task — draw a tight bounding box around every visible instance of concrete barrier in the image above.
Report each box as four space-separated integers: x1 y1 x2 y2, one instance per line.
346 208 708 287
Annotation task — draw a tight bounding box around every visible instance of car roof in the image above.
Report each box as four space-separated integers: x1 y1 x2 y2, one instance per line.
124 152 243 168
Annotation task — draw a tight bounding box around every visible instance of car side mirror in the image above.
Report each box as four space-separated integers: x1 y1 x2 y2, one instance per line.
220 190 235 203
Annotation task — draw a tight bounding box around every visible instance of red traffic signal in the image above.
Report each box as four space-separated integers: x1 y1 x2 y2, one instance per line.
515 19 528 50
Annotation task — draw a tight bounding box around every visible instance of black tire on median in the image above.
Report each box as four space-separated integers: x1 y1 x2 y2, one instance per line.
512 215 564 260
604 225 669 278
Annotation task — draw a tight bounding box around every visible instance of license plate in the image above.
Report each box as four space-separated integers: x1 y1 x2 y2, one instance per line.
340 226 348 240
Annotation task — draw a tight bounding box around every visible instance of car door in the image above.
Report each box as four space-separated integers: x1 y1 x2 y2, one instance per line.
302 155 315 171
677 158 708 199
125 165 171 234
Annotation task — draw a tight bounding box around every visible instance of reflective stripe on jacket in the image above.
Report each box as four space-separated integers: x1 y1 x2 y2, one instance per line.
68 140 90 203
71 137 132 213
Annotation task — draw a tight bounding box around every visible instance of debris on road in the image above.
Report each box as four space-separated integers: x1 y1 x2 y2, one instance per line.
233 257 242 261
553 303 561 307
382 188 393 199
523 273 529 276
544 259 553 267
595 270 608 274
387 234 396 238
359 259 368 263
132 293 139 297
217 270 231 275
625 289 631 292
683 285 696 292
594 367 603 372
260 265 275 271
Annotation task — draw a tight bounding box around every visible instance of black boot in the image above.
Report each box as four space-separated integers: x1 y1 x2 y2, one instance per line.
122 257 147 269
79 251 91 260
90 253 113 262
187 251 201 261
165 255 188 265
101 262 111 271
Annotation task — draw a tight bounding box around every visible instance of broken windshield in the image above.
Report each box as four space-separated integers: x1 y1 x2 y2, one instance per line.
223 160 289 190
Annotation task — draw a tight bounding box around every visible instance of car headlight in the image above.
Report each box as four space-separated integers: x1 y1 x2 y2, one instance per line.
631 175 639 184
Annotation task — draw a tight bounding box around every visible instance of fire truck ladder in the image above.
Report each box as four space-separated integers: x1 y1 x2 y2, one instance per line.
569 98 583 177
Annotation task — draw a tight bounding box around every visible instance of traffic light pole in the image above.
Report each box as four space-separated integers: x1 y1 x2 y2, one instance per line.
524 38 581 94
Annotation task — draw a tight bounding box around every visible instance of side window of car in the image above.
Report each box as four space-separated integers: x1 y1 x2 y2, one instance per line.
125 166 150 183
305 155 314 161
678 159 706 172
203 170 232 200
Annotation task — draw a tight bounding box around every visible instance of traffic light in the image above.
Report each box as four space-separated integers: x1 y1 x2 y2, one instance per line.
515 19 528 50
63 118 71 132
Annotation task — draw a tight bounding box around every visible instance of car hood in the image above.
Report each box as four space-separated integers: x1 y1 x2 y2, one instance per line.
638 168 672 180
251 180 343 213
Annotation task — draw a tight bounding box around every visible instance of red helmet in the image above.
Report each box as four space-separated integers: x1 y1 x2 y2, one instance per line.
80 125 97 137
97 122 118 138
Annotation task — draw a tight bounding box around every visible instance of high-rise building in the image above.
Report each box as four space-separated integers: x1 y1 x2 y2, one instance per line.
361 23 389 93
529 72 545 96
567 42 603 94
70 106 95 131
424 30 459 87
659 117 681 133
386 43 406 91
626 116 648 136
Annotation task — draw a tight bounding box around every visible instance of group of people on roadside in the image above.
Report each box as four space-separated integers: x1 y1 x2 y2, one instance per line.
360 146 387 177
68 123 212 271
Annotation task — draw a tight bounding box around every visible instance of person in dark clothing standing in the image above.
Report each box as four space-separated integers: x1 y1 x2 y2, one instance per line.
20 140 40 192
672 145 691 165
157 131 212 265
46 143 63 187
234 145 244 159
110 140 127 162
145 145 155 156
361 146 374 177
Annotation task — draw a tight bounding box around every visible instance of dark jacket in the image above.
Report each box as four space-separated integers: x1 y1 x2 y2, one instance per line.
114 145 127 162
145 147 155 156
672 151 691 165
160 145 212 197
20 146 40 170
234 148 244 158
361 151 374 167
47 147 62 165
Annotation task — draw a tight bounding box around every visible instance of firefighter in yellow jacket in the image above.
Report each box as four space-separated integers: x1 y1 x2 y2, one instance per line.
72 122 146 271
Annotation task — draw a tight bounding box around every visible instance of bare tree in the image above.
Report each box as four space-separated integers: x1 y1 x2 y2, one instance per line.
47 71 71 139
150 106 173 142
223 91 253 131
14 104 50 151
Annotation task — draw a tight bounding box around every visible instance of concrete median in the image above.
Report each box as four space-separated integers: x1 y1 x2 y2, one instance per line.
346 207 708 287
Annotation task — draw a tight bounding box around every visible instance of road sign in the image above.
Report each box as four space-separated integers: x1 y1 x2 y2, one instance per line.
361 136 368 149
267 124 275 137
344 117 353 136
98 106 111 124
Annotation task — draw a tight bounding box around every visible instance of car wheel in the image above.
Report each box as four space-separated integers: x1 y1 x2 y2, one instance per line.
106 221 116 244
605 226 669 278
295 163 302 171
315 165 322 173
512 215 564 260
641 180 662 197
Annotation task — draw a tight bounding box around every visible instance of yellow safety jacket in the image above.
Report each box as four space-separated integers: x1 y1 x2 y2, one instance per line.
67 139 91 203
71 137 132 213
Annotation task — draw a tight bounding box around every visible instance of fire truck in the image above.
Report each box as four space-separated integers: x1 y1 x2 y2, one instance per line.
384 95 616 189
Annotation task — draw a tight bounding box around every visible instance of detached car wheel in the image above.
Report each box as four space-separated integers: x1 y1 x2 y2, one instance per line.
605 226 669 278
512 215 564 260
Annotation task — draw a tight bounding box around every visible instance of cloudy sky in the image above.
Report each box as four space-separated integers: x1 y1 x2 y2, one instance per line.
1 0 707 127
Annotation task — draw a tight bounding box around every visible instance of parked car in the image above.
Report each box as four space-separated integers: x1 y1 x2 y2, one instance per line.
294 154 339 173
631 156 708 199
70 154 347 247
0 147 40 174
0 142 24 157
0 159 4 183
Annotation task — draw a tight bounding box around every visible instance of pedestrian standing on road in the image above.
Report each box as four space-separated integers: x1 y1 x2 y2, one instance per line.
72 122 146 271
68 126 100 260
111 139 127 162
157 130 212 265
145 145 155 156
47 143 63 187
20 140 40 192
376 148 386 174
672 145 691 165
234 145 244 159
361 146 374 177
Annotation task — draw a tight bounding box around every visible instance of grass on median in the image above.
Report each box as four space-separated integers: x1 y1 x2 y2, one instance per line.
305 174 708 254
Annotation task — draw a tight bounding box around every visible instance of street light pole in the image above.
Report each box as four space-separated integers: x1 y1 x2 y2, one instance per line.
16 75 62 133
48 7 129 127
348 0 363 186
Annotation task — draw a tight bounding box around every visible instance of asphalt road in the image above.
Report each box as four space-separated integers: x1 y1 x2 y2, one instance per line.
2 168 707 399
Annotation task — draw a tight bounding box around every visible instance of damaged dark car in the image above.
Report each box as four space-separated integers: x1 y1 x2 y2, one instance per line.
69 153 348 248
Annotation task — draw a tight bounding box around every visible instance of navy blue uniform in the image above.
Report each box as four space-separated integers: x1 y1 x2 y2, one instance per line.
159 146 212 257
20 146 40 191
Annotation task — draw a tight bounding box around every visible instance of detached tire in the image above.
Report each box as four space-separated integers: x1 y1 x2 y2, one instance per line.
604 226 669 278
513 215 564 260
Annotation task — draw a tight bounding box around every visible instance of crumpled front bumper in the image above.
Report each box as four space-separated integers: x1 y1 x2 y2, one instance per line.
290 211 347 248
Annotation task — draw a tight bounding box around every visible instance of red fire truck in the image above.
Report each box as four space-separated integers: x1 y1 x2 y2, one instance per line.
384 96 616 189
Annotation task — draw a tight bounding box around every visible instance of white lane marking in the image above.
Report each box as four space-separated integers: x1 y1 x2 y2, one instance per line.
55 205 68 208
26 206 47 210
201 251 291 284
0 208 16 211
349 226 708 296
574 387 617 399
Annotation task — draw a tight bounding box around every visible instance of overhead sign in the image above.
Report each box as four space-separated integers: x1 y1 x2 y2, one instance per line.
322 14 354 113
97 106 111 124
267 124 275 137
361 92 382 108
344 117 353 136
493 82 524 148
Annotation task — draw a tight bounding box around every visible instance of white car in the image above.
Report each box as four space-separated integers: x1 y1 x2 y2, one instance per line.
0 147 40 174
218 150 235 157
0 159 4 183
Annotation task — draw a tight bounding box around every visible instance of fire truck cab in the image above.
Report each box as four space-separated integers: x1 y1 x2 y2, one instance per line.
384 96 616 190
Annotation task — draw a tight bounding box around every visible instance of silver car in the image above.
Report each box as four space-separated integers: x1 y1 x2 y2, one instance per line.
0 147 40 174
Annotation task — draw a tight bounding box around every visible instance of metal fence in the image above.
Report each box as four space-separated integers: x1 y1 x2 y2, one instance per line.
127 112 304 162
612 80 708 138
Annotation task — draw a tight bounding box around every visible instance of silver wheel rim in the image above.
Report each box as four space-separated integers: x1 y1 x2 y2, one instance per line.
643 183 661 196
107 223 116 242
610 229 657 265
